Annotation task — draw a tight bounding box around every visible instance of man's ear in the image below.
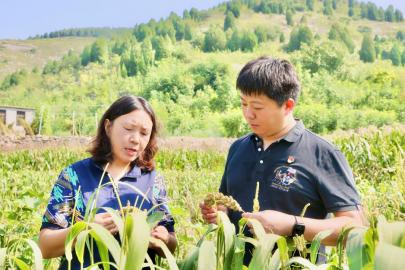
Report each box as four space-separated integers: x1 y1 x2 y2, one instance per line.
104 119 111 137
284 98 295 115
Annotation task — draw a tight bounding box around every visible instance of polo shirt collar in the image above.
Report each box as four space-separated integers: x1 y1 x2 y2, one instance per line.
283 120 305 142
250 119 305 143
90 158 142 179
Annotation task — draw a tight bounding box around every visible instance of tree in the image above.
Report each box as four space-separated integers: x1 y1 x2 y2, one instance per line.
174 20 186 41
185 24 193 40
31 107 51 135
141 39 155 72
121 49 138 76
389 44 401 66
385 5 395 22
366 2 378 20
286 9 294 26
152 36 171 60
190 7 202 21
401 50 405 66
306 0 314 11
81 46 91 66
328 23 355 53
397 30 405 41
323 0 333 15
156 21 176 41
359 34 376 63
227 30 241 51
191 61 234 111
240 31 258 52
286 25 313 52
300 41 345 74
183 9 191 19
203 26 227 52
120 63 128 78
226 2 241 18
254 26 269 43
377 7 385 21
348 6 354 17
279 32 285 43
90 39 108 64
133 23 153 42
224 12 236 31
395 9 404 22
332 0 337 10
360 3 367 18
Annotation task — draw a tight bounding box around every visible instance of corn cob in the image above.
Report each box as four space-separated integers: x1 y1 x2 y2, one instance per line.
204 192 244 212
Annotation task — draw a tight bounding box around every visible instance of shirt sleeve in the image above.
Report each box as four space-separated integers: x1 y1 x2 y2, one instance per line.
316 148 362 213
41 166 84 230
219 139 240 195
152 173 175 233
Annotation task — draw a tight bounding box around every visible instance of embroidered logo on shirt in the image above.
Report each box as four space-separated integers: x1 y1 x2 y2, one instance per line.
271 166 297 192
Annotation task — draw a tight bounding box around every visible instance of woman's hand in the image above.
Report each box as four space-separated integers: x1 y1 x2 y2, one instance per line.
149 225 177 255
93 212 119 235
150 225 170 246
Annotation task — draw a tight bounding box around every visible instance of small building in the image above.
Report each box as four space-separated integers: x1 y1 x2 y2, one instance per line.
0 105 35 135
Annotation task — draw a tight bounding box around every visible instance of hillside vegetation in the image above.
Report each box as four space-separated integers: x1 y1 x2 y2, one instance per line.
0 0 404 137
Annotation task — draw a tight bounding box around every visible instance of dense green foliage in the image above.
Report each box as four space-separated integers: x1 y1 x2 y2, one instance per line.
29 27 133 39
1 0 404 138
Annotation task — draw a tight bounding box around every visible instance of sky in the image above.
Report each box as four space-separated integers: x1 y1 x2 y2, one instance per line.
0 0 404 39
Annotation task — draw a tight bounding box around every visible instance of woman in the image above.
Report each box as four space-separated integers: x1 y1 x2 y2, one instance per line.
39 95 177 269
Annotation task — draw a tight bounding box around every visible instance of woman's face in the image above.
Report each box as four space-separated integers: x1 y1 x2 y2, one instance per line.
105 109 153 166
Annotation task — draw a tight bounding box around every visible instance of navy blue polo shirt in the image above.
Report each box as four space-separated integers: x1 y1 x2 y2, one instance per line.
220 120 361 229
41 158 174 269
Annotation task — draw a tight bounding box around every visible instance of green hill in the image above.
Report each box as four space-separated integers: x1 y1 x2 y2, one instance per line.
0 37 95 80
0 0 404 137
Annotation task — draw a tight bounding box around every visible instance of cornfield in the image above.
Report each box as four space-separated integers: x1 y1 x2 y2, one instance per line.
0 127 404 269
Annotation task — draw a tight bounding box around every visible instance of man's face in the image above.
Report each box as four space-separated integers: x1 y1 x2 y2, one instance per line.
240 93 292 137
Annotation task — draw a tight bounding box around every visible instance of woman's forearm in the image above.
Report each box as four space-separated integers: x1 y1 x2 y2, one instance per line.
166 233 177 254
152 232 177 257
38 228 71 259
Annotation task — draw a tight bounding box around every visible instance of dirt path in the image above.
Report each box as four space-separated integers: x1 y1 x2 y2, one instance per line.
0 135 235 153
1 124 403 153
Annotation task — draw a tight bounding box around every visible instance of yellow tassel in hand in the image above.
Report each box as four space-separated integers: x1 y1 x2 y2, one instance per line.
253 181 260 213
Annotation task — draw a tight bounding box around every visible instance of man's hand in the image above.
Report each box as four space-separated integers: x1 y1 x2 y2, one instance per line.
199 202 228 224
242 210 295 236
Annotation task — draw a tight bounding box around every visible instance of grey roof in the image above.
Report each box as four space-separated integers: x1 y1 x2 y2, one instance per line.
0 105 35 111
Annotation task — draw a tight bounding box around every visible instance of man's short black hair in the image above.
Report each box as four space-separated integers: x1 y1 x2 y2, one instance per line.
236 56 301 106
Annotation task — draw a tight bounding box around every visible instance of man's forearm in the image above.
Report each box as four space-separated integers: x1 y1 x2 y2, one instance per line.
301 214 365 245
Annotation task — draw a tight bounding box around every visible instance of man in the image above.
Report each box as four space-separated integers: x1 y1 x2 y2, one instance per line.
200 56 365 265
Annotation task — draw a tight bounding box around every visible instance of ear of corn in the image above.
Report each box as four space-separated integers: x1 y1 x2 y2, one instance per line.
293 234 308 257
204 192 244 212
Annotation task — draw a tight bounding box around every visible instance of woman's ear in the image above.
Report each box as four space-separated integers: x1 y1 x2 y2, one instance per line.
104 119 111 137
